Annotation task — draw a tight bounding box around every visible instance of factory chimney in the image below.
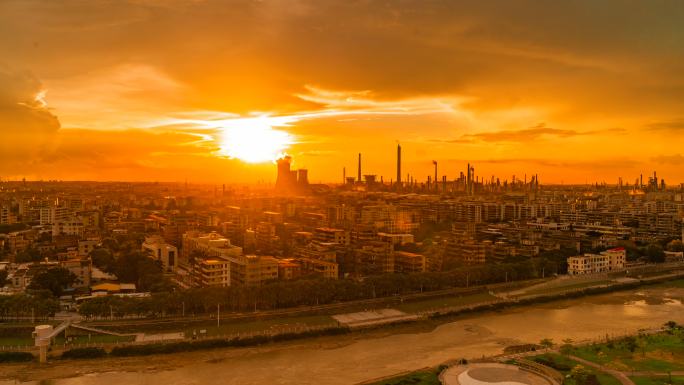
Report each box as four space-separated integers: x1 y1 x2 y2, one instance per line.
357 153 362 182
396 144 402 187
432 161 438 190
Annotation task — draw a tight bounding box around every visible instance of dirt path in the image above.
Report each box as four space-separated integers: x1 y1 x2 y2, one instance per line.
566 354 635 385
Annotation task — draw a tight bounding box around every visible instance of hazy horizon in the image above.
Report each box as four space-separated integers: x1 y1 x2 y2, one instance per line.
2 1 684 184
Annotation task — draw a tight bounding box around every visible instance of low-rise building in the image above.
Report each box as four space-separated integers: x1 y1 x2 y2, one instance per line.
182 231 242 261
664 251 684 263
355 241 394 275
299 258 338 279
78 239 99 257
231 255 279 286
294 242 337 262
192 257 230 287
394 251 426 273
60 258 92 288
314 227 350 245
567 247 626 275
278 259 302 280
377 233 415 246
142 235 178 272
52 218 84 237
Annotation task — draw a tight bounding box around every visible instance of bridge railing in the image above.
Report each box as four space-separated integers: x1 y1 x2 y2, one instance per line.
516 358 565 385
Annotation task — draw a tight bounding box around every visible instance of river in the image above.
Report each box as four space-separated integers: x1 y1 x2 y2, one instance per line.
3 284 684 385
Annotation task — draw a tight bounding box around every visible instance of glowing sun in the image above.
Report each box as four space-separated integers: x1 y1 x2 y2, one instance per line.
217 116 295 163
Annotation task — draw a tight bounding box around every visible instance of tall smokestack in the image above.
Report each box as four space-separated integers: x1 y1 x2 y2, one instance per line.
396 144 402 186
357 153 362 182
467 163 471 195
432 161 437 190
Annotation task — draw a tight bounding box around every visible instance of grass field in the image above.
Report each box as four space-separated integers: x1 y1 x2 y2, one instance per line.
182 314 336 338
364 368 442 385
395 292 496 313
632 376 684 385
521 279 614 297
568 330 684 372
0 333 136 347
0 337 33 347
531 353 622 385
91 291 500 337
55 334 136 345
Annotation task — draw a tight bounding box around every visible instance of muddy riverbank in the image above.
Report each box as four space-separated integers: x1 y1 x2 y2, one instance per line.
2 284 683 385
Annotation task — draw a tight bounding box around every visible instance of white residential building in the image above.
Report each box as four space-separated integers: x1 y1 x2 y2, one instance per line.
567 247 626 275
52 218 85 237
181 231 243 260
182 231 243 287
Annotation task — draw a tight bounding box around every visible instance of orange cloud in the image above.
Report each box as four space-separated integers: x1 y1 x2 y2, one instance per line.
0 1 683 183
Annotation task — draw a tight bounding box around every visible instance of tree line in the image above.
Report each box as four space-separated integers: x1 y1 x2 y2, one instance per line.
0 292 60 319
78 258 548 318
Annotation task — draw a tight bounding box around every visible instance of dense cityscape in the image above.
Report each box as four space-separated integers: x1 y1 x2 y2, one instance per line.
2 146 683 315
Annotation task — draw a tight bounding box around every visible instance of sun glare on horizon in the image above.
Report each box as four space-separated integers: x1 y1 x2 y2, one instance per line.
217 116 295 163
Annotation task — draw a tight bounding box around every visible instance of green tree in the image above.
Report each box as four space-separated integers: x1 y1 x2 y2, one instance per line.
14 248 42 263
616 240 642 261
0 293 59 318
28 267 77 297
623 336 638 353
114 251 169 292
645 243 665 263
570 365 590 384
36 232 52 243
560 338 574 354
539 338 554 349
90 248 116 273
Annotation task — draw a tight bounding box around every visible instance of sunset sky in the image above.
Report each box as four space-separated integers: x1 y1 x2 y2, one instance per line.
1 0 683 184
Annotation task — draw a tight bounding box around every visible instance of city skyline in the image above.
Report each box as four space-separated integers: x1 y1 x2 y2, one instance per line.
0 140 679 189
2 1 684 184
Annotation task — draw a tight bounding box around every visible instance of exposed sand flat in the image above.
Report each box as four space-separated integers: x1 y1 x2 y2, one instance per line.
333 309 420 328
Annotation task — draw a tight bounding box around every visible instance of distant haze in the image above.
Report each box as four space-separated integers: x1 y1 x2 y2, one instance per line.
1 1 683 183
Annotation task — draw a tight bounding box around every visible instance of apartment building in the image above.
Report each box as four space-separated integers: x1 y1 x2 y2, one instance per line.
377 232 414 246
52 218 85 237
299 257 338 279
313 227 350 245
142 235 179 272
192 257 230 287
182 231 242 260
230 255 279 286
567 247 627 275
394 251 426 273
